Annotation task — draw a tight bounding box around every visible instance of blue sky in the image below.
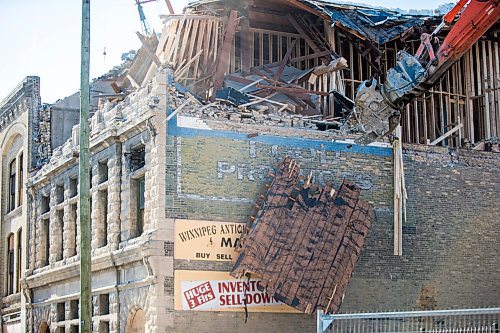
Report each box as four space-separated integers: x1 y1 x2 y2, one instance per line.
0 0 452 104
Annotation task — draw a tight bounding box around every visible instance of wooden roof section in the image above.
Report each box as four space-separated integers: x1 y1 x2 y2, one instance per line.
231 157 374 314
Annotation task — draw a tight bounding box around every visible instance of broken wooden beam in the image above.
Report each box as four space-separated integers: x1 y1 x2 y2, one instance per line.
429 123 463 146
136 32 162 67
256 83 329 96
312 57 348 76
273 39 297 81
286 14 330 65
212 10 239 100
164 0 174 15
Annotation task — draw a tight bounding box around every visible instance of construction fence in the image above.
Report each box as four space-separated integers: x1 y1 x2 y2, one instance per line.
318 308 500 333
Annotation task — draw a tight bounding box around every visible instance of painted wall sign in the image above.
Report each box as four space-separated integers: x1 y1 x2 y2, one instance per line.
174 220 244 261
174 270 299 313
173 134 391 205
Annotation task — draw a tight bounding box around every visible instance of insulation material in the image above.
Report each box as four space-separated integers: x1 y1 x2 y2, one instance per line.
231 157 374 314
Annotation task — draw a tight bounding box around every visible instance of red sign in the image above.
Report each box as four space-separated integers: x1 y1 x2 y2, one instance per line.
183 281 216 309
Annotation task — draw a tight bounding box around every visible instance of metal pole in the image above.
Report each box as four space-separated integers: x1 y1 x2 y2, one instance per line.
79 1 92 332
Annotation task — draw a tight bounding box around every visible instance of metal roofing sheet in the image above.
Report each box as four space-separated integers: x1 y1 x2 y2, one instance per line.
298 0 430 43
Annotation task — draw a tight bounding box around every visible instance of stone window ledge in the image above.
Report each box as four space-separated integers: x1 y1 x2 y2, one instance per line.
119 236 143 249
2 293 21 307
3 206 22 221
130 167 146 179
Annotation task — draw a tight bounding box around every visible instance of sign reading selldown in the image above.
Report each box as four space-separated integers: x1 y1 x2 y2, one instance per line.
231 156 374 314
174 270 299 313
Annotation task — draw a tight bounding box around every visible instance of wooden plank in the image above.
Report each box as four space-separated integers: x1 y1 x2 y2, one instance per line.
126 74 140 90
186 19 200 69
405 104 411 142
164 0 174 15
212 10 239 100
430 92 436 141
312 57 348 76
192 19 206 81
349 43 354 98
174 48 204 79
414 100 419 143
423 96 428 143
482 41 491 139
494 32 500 137
466 49 475 143
430 123 464 146
487 40 496 137
202 19 212 66
439 82 445 143
241 18 252 76
273 39 297 81
256 83 329 96
445 73 452 145
135 32 161 67
165 100 190 123
286 14 328 65
176 19 193 67
156 19 175 58
165 17 186 63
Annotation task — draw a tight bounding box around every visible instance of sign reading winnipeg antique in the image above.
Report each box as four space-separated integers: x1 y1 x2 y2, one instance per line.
174 270 298 313
174 220 244 261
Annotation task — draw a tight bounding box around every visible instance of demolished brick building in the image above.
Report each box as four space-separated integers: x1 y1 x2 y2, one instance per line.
0 0 498 332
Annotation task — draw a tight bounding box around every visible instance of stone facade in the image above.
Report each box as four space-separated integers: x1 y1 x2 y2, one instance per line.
25 69 169 333
0 76 42 332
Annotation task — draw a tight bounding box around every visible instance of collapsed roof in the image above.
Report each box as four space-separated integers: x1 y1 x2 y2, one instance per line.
298 0 431 43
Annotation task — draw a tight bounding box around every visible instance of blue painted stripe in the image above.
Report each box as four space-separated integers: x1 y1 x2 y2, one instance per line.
168 117 392 157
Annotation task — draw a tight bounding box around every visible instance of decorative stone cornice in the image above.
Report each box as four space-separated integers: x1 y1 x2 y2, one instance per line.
0 76 40 133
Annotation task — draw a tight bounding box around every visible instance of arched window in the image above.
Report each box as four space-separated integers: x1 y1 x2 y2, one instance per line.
7 234 14 295
8 159 16 212
126 308 146 333
39 321 50 333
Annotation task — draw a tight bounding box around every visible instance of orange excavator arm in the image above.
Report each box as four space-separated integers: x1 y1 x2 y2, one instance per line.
430 0 500 83
353 0 499 144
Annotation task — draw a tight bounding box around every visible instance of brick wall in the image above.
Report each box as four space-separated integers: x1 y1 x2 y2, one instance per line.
342 145 500 311
165 118 393 331
165 118 500 331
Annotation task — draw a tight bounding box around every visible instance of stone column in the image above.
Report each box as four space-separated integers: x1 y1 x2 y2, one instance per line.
63 179 76 258
90 163 99 251
107 152 122 250
34 193 45 269
109 292 119 333
49 185 62 264
144 69 175 331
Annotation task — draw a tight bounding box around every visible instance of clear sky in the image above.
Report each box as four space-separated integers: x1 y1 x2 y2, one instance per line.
0 0 452 104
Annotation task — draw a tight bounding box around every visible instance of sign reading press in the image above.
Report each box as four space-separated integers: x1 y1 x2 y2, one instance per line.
174 220 244 261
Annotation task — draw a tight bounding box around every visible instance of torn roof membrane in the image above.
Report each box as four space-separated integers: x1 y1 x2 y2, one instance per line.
297 0 432 44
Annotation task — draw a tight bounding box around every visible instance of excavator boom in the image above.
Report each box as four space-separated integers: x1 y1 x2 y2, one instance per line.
354 0 499 144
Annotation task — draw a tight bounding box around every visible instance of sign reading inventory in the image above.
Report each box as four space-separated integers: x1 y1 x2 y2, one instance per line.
175 270 298 313
174 220 244 261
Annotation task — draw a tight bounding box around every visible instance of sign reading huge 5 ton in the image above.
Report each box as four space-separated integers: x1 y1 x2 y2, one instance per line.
175 270 298 312
174 220 244 261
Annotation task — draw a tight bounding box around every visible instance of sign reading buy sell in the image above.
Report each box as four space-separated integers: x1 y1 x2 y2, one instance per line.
175 270 298 313
175 220 244 261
